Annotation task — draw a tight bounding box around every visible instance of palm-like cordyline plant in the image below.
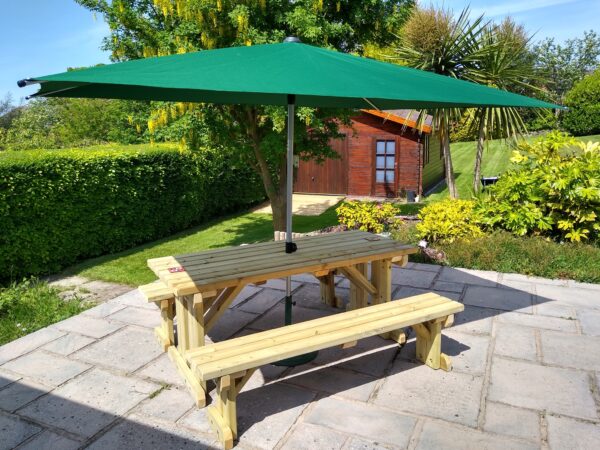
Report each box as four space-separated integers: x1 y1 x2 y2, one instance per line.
391 6 490 198
465 19 539 193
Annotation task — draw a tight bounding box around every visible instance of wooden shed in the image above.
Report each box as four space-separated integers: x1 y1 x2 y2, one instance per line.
294 109 444 198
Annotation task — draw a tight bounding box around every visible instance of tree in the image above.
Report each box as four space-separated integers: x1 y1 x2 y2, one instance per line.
391 6 489 199
561 69 600 136
533 30 600 103
468 19 538 193
76 0 415 231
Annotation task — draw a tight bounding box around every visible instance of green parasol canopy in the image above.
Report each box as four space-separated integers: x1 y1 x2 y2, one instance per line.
20 40 561 110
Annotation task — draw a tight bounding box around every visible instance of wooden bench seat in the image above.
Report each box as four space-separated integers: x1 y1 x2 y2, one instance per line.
185 293 463 449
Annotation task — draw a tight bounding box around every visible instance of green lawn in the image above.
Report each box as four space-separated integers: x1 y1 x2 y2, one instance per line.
65 206 340 286
425 134 600 202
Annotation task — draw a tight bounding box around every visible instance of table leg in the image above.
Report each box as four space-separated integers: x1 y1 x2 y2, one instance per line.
319 272 338 307
348 263 368 311
155 299 175 351
371 258 393 339
169 294 207 407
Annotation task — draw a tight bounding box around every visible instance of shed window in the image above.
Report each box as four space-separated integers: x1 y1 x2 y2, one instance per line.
375 140 395 183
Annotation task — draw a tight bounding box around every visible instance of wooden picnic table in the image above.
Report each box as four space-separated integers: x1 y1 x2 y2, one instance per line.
141 230 418 406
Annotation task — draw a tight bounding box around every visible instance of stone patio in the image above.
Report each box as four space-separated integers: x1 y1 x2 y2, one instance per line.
1 263 599 449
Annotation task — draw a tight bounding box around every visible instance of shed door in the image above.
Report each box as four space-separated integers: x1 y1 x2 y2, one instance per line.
294 136 348 194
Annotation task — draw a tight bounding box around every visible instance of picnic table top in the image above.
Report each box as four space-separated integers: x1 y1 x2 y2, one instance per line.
148 230 418 296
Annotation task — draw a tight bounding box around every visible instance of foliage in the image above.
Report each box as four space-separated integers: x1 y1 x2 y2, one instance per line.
477 132 600 242
0 144 265 281
562 69 600 136
414 230 600 284
416 199 484 244
76 0 415 230
532 30 600 102
0 279 90 345
336 201 400 233
1 97 152 150
66 205 340 286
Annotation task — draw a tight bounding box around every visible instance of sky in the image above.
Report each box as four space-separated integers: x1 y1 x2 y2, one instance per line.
1 0 599 104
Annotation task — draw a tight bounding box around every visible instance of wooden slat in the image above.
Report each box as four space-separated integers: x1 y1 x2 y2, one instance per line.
205 284 246 332
189 297 451 367
194 300 463 380
139 281 174 303
167 246 417 295
186 294 442 359
338 266 377 295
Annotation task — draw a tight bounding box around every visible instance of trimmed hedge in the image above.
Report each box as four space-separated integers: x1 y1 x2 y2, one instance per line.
0 144 265 281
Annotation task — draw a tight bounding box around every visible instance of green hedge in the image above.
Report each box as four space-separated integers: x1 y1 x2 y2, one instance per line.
0 144 265 281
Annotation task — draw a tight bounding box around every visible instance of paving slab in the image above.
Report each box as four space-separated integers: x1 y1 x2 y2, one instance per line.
135 354 185 387
86 413 216 449
540 330 600 371
578 308 600 336
0 414 41 450
432 280 465 293
391 268 437 289
230 285 263 308
483 402 541 442
401 329 490 376
0 327 65 365
312 336 398 377
374 359 484 427
488 357 597 420
0 379 52 412
251 304 331 331
502 273 568 286
19 368 158 438
0 370 21 389
109 289 158 310
451 305 496 335
54 315 123 339
107 306 161 328
176 407 213 435
252 278 301 292
282 422 347 449
437 267 499 286
79 280 132 302
289 283 342 311
463 285 532 313
82 302 127 318
345 437 398 450
304 396 416 448
284 365 379 401
496 279 536 294
73 326 162 373
535 285 600 310
40 333 96 356
494 322 538 362
236 382 316 449
495 311 578 333
16 430 81 450
236 287 284 314
291 273 322 284
405 262 442 273
546 414 600 450
416 420 537 450
533 301 577 320
1 351 89 388
135 386 194 422
207 308 259 341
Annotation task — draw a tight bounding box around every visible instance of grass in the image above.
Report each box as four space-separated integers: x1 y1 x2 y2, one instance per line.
425 134 600 202
65 206 340 286
0 280 91 345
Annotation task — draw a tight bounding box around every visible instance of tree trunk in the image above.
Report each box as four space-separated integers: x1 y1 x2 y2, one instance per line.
270 192 287 233
441 114 458 199
473 109 487 194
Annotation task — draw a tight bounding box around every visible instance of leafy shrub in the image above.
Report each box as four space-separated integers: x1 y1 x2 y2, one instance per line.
416 199 484 244
0 145 265 281
561 69 600 136
336 201 400 233
477 131 600 242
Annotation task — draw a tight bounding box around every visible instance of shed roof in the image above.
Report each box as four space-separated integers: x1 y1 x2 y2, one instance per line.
361 109 433 134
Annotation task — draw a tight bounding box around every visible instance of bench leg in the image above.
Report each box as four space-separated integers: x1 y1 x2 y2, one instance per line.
154 299 175 351
413 318 452 371
207 370 255 450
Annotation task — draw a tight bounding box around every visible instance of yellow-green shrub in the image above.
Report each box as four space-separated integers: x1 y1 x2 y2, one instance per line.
416 199 484 244
336 201 400 233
